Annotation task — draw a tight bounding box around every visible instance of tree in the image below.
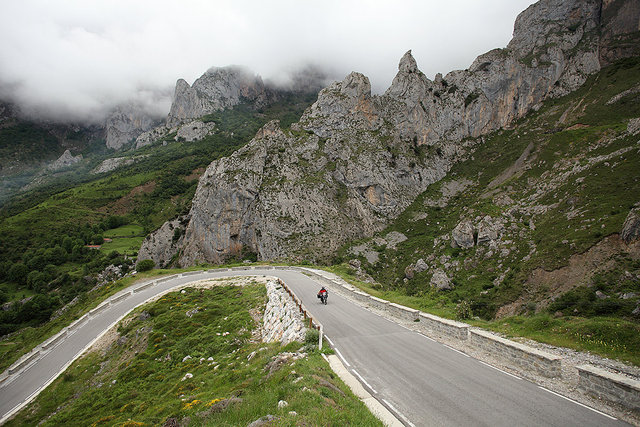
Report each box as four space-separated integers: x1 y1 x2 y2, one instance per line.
137 259 155 272
62 236 74 253
8 263 28 285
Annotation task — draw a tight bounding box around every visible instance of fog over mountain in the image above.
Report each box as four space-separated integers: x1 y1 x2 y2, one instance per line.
0 0 535 124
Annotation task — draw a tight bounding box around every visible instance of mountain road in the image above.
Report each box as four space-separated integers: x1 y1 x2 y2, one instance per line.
0 268 628 426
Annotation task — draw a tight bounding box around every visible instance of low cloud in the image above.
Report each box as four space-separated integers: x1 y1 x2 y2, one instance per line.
0 0 535 124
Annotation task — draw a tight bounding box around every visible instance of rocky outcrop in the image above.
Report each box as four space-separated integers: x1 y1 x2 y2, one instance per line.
48 149 82 171
144 91 450 265
598 0 640 65
451 221 475 249
91 156 146 174
451 216 505 249
166 66 274 127
622 206 640 243
105 106 157 150
141 0 640 267
137 218 186 267
431 269 453 290
175 120 216 142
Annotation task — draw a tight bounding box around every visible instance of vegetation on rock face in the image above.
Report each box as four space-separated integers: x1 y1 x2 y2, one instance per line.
0 93 316 352
337 57 640 365
6 283 380 427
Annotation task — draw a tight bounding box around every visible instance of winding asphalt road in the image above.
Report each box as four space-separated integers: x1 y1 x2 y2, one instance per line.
0 268 628 426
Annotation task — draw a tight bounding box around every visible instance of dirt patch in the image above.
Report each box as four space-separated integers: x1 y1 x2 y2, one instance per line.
496 235 640 317
184 168 205 182
98 181 156 215
566 123 590 130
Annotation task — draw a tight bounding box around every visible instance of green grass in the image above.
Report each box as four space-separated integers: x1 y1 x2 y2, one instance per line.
103 224 145 238
99 237 145 256
7 282 381 427
101 224 146 255
473 315 640 366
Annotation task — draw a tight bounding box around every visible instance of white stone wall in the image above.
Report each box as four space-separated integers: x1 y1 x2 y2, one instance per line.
262 280 306 344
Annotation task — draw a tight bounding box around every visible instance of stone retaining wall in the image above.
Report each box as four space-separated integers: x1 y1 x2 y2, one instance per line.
418 312 469 341
262 279 306 344
469 329 562 378
577 364 640 411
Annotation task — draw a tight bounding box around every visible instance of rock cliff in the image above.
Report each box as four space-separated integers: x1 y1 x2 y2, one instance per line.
139 0 640 267
166 66 275 127
105 105 157 150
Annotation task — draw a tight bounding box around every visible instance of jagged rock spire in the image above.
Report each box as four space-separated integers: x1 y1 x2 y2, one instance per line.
399 50 418 73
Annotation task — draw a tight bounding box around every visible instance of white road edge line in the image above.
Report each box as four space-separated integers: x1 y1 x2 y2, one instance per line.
443 344 470 358
537 386 617 420
477 360 522 380
418 333 436 342
382 398 416 427
325 336 335 346
352 369 377 394
334 348 351 367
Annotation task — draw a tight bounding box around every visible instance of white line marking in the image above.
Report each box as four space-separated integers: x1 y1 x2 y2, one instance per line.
537 386 617 420
418 333 436 342
352 369 377 394
443 344 470 357
382 398 416 427
321 353 329 363
334 348 350 367
325 336 335 346
477 360 522 380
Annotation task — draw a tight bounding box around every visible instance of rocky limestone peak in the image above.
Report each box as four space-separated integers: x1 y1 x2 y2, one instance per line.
166 65 273 127
385 50 431 102
105 105 156 150
299 72 378 137
340 72 371 100
507 0 601 58
398 50 419 73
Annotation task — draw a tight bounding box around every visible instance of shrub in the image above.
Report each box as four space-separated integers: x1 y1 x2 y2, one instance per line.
137 259 155 272
305 328 319 345
455 300 473 320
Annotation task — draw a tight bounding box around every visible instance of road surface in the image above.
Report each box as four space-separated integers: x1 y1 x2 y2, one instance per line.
0 268 627 426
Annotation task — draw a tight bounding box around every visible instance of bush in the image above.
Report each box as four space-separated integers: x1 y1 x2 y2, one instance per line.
137 259 155 272
305 328 319 345
455 300 473 320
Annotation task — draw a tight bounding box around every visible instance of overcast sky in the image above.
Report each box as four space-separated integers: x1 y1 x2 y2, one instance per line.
0 0 536 123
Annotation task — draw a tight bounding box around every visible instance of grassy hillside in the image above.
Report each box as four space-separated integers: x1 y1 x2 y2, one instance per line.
0 92 317 342
7 281 380 427
338 57 640 365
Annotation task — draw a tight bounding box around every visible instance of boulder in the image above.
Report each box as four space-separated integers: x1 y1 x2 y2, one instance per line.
451 221 475 249
404 265 415 280
430 269 453 290
414 258 428 273
476 216 503 246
